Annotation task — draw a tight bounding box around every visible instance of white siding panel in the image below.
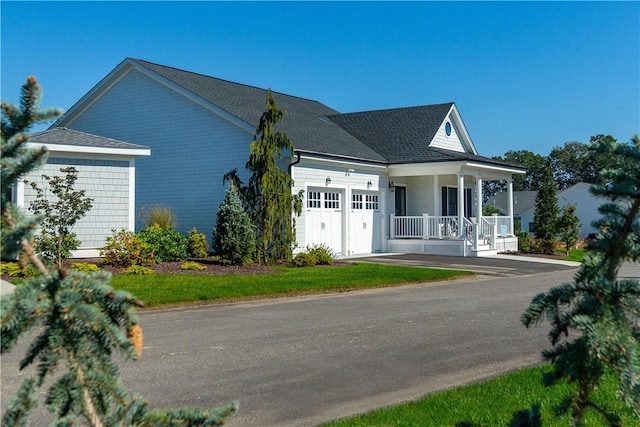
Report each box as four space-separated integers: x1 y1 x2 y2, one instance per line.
22 157 130 251
429 115 465 152
406 176 435 215
68 69 254 240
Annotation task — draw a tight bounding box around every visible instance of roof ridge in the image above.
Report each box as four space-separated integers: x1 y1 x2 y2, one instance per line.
129 58 333 109
328 102 454 118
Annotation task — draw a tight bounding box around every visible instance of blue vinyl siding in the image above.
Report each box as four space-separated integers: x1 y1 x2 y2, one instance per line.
68 69 254 239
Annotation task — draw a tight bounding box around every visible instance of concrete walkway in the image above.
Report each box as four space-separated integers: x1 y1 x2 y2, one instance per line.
0 279 15 296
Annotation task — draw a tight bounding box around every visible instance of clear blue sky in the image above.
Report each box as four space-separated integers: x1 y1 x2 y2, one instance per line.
1 1 638 157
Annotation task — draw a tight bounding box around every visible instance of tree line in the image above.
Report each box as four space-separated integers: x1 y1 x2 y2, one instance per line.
484 134 619 200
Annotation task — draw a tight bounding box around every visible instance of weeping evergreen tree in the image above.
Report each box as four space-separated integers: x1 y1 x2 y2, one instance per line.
522 136 640 425
1 77 237 426
225 90 302 264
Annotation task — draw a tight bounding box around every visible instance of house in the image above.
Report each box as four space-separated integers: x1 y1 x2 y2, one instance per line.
485 190 538 229
16 127 150 257
487 182 603 238
50 58 525 257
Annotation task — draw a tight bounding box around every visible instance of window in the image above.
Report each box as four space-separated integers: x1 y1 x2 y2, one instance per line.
307 191 321 208
365 194 379 211
352 194 363 210
324 192 340 209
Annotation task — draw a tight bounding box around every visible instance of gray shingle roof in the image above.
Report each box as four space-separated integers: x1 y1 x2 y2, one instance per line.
327 104 453 163
30 127 149 150
131 59 386 162
126 59 523 170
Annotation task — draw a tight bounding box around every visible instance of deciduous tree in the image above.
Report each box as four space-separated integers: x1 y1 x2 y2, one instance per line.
25 166 93 268
557 203 580 256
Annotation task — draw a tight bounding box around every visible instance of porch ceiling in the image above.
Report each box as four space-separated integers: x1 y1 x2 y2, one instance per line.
389 161 525 180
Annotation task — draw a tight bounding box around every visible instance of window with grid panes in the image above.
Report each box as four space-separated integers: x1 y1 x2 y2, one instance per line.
307 191 321 208
352 194 363 209
366 194 379 210
324 192 340 209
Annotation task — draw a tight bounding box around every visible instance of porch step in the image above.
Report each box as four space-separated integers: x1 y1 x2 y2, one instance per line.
468 244 500 257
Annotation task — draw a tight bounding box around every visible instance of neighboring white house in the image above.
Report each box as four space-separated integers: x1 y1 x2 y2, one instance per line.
51 58 526 257
16 127 150 257
487 182 603 238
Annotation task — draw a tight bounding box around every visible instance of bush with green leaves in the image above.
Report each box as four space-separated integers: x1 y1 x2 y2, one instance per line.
187 227 209 258
292 251 317 267
180 261 207 271
100 229 155 267
516 231 533 253
213 183 256 265
306 243 334 265
0 261 37 278
124 265 155 275
69 262 100 273
138 224 188 263
291 244 335 267
558 203 580 256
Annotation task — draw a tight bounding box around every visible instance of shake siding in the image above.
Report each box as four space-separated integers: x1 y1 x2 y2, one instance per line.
68 69 254 238
406 176 435 215
22 157 130 250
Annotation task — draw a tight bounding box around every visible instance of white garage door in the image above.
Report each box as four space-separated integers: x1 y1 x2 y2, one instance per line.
350 191 381 254
305 189 343 255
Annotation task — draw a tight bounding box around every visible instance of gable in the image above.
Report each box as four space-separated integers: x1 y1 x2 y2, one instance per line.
428 104 476 154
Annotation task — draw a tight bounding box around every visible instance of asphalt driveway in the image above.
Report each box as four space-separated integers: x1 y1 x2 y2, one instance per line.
344 253 579 277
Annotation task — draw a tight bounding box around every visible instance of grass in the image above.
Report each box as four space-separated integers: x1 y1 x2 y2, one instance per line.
323 365 638 426
110 263 473 307
554 248 587 262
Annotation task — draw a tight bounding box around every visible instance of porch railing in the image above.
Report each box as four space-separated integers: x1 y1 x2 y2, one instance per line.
390 214 512 251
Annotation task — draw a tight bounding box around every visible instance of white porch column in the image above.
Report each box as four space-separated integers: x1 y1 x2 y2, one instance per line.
475 176 483 224
507 178 514 235
457 173 465 237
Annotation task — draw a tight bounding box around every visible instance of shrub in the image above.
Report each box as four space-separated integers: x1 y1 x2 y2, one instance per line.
138 224 188 263
180 261 207 271
143 206 176 229
1 262 30 278
533 238 556 255
187 228 209 258
124 265 154 275
213 183 256 265
69 262 100 273
100 229 155 267
0 260 39 278
517 231 533 253
306 244 334 265
291 252 317 267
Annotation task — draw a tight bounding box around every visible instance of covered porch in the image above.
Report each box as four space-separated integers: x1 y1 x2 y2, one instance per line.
385 159 523 257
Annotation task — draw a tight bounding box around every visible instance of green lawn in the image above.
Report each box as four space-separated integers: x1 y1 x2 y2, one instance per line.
323 365 637 426
555 248 587 262
110 263 473 307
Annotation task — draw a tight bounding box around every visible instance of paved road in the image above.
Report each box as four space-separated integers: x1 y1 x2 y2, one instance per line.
2 260 637 426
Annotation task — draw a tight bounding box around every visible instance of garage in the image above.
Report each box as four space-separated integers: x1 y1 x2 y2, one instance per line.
305 188 344 255
349 191 382 254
